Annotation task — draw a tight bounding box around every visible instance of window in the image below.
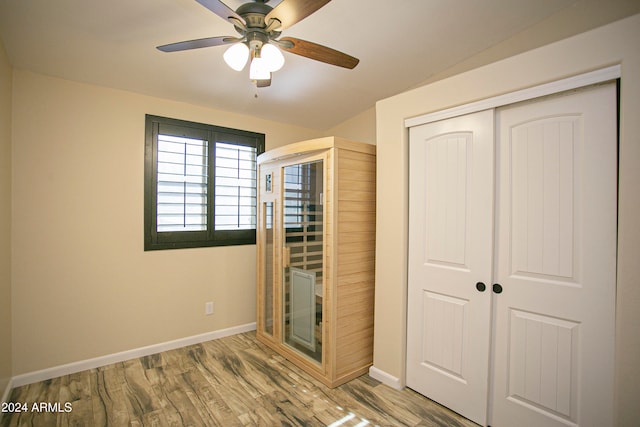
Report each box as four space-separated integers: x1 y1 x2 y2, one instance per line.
144 115 265 250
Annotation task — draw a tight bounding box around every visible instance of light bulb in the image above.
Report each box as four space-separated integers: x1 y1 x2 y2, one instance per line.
261 43 285 72
223 43 249 71
249 57 271 80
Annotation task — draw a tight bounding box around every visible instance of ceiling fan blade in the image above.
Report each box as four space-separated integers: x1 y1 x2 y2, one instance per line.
157 36 239 52
265 0 331 31
277 37 359 69
195 0 246 26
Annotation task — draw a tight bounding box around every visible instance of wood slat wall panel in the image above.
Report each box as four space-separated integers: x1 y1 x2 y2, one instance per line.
338 157 376 172
336 261 375 277
338 190 376 202
338 169 375 183
337 232 375 244
334 146 376 384
337 148 377 161
338 241 375 255
338 220 375 233
337 200 375 213
336 250 376 264
336 179 376 193
334 271 375 286
339 211 376 223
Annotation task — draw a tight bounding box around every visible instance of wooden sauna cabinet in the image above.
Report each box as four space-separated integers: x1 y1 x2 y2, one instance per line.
256 137 376 388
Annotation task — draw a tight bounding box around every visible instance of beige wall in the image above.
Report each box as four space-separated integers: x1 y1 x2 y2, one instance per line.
10 70 323 375
326 107 376 145
375 14 640 426
0 40 12 396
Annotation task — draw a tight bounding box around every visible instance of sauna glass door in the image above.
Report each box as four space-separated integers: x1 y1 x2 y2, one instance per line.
262 201 274 336
282 160 323 363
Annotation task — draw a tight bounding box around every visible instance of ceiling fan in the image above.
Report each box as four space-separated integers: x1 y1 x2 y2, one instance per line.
157 0 359 87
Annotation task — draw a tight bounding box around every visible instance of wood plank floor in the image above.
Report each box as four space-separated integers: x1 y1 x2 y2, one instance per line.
1 332 477 426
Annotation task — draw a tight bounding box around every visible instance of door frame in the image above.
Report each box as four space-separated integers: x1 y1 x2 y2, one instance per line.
404 65 619 129
404 65 621 424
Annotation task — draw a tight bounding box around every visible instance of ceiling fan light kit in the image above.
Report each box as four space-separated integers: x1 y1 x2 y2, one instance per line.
157 0 359 88
260 43 285 71
223 42 250 71
249 56 271 80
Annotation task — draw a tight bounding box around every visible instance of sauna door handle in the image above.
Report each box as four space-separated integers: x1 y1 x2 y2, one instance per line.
283 246 291 268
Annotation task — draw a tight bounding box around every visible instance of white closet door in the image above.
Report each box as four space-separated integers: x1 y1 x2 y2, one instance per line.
407 110 495 425
491 83 617 427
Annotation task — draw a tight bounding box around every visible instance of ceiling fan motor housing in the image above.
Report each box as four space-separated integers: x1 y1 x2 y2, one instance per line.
236 1 271 28
236 0 272 18
235 1 282 51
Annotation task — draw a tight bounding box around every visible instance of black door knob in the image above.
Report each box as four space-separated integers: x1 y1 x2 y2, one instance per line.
476 282 486 292
493 283 503 294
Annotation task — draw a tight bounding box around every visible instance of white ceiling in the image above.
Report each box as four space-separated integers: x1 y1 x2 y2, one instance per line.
0 0 637 130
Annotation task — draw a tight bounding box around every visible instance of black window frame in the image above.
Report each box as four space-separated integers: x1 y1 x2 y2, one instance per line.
144 114 265 251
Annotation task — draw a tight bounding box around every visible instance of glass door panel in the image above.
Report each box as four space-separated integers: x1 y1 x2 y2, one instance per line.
262 201 274 336
282 160 323 363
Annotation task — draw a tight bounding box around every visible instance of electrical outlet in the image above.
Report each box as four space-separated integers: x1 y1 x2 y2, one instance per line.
205 301 214 315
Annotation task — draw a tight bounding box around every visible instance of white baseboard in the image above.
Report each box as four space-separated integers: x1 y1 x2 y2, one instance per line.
0 377 14 423
11 322 256 388
368 365 404 390
1 377 12 403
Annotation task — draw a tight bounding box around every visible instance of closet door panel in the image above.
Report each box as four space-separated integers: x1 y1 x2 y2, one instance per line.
509 116 576 279
492 84 617 427
407 110 494 426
